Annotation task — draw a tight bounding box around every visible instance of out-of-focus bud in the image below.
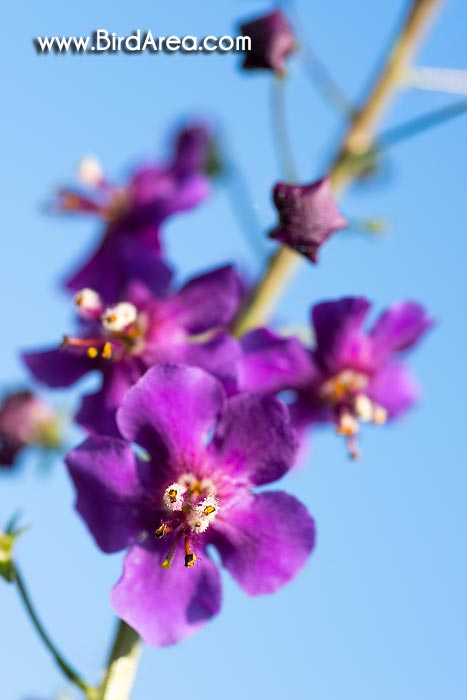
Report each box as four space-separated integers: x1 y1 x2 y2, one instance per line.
0 391 61 469
239 9 296 75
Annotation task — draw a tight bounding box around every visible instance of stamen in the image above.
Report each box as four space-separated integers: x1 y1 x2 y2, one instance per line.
78 156 103 186
187 495 219 533
336 413 359 436
354 394 374 422
102 302 138 332
184 535 197 568
163 483 187 511
373 406 388 425
161 532 183 570
101 342 112 359
155 523 168 539
74 288 103 319
86 347 99 359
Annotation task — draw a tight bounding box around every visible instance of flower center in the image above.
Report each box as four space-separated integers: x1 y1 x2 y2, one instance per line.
319 369 387 459
62 291 145 362
156 473 220 569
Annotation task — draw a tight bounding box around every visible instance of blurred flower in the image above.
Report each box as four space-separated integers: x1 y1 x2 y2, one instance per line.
239 298 433 458
239 9 296 75
269 177 347 262
23 266 245 437
55 124 214 302
0 391 61 469
66 364 315 646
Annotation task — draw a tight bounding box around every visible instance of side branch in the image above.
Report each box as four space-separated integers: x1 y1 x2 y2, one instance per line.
232 0 444 337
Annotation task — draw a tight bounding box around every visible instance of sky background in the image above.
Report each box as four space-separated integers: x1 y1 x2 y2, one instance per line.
1 1 466 698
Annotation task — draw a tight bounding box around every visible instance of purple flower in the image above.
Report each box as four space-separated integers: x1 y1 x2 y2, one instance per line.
269 177 347 263
23 266 244 437
0 391 60 468
240 10 296 75
56 125 213 301
239 298 433 458
66 364 315 646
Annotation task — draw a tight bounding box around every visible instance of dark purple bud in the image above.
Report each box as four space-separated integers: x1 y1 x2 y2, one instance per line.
269 177 347 262
240 10 296 75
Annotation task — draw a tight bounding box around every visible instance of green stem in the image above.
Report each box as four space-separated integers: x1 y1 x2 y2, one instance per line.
14 566 95 698
98 620 142 700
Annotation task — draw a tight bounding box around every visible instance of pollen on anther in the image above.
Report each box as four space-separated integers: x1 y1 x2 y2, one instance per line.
102 302 138 332
163 482 187 511
86 347 99 359
101 342 112 359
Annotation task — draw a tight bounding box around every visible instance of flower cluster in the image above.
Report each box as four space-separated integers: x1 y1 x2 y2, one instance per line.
11 8 434 656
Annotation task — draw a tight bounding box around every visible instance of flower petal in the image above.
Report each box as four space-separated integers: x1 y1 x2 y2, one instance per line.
312 297 372 373
76 362 140 437
370 301 433 362
212 491 315 594
163 266 245 334
66 436 149 553
367 362 420 418
117 364 225 469
173 333 241 394
111 543 222 647
23 348 92 388
210 393 297 486
238 328 316 393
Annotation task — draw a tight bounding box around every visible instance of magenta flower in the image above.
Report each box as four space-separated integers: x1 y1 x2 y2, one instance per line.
23 266 244 437
0 391 60 468
56 124 213 301
66 364 315 646
269 177 347 263
239 298 433 458
240 10 296 75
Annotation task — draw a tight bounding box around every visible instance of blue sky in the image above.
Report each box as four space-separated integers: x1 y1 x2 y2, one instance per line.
1 1 466 698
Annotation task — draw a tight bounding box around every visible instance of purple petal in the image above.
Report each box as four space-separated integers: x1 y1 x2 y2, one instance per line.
76 362 141 437
312 297 373 373
238 328 316 393
23 348 92 388
367 362 420 418
212 491 315 594
370 301 433 362
65 233 172 302
117 364 225 469
210 393 297 486
66 436 148 553
111 543 222 647
163 266 245 334
172 333 241 394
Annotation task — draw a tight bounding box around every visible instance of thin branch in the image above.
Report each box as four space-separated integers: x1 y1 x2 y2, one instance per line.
14 566 95 698
233 0 444 337
405 66 467 95
271 77 299 181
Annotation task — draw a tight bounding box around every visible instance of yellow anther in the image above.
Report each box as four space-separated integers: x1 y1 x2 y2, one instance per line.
86 347 99 359
185 553 197 568
101 342 112 359
161 558 172 569
105 314 117 324
75 293 83 306
203 505 216 516
168 489 178 503
155 523 167 539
